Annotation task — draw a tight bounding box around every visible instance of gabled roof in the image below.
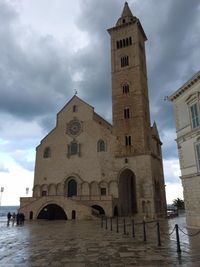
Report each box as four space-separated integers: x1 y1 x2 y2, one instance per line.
151 122 162 144
37 95 112 146
169 70 200 101
57 95 94 116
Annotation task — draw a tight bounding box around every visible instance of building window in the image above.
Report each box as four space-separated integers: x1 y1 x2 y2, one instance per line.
190 102 200 129
125 136 132 146
116 37 132 49
196 143 200 171
73 105 78 112
68 141 81 156
42 191 47 196
121 56 129 67
101 188 106 196
97 139 106 152
43 147 51 158
124 108 130 119
71 142 78 155
122 83 129 94
68 179 77 197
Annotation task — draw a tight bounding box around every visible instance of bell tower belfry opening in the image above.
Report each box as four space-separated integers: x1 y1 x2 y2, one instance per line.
107 2 151 158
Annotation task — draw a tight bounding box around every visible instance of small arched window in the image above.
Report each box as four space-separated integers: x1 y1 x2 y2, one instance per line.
67 141 81 157
125 136 132 146
122 83 129 94
73 105 78 112
97 139 106 152
68 179 77 197
43 147 51 158
124 108 130 119
121 56 129 68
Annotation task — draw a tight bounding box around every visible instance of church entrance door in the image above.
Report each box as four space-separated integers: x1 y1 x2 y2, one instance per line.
119 169 137 216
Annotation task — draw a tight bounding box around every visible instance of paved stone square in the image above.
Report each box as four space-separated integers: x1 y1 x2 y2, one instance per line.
0 215 200 267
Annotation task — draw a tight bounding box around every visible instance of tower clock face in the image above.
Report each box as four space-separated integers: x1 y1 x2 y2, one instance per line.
67 120 82 136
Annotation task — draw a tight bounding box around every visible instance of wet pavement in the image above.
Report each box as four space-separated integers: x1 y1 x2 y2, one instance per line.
0 215 200 267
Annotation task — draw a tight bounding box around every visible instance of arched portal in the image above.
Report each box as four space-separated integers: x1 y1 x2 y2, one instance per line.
91 205 105 215
72 210 76 220
67 179 77 197
37 204 67 220
119 169 137 216
29 211 33 220
114 206 118 217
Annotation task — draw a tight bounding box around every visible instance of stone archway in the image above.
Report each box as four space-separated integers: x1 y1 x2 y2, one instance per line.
37 204 67 220
119 169 137 216
91 205 105 215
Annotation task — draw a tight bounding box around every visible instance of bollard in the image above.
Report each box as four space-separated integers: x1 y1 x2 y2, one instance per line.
143 220 147 242
105 217 108 230
175 224 181 253
156 222 161 246
101 216 103 228
116 216 119 233
132 219 135 238
110 217 113 231
123 217 126 235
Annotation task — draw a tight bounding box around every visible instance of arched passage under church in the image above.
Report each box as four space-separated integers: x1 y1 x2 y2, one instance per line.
37 204 67 220
91 205 105 215
119 169 137 216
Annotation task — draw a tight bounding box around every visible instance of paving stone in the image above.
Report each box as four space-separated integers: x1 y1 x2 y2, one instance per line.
0 215 199 266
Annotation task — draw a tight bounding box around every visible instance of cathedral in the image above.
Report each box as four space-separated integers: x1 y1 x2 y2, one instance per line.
20 2 167 220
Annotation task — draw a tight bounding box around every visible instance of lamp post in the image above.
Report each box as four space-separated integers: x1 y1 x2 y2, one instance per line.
0 187 4 207
26 187 29 196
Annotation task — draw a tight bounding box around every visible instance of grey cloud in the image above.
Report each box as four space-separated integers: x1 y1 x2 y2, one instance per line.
1 0 199 164
0 2 73 127
74 0 200 161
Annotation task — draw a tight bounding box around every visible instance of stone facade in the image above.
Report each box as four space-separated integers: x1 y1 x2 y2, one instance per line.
169 71 200 228
19 2 167 220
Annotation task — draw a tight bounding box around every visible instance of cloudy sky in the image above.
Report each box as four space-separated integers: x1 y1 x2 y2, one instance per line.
0 0 200 205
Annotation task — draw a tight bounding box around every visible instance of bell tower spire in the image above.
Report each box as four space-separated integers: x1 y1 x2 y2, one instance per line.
107 3 151 157
116 2 134 26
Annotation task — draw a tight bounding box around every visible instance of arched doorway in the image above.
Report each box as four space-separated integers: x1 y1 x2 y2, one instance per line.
29 211 33 220
119 169 137 216
114 206 118 217
72 210 76 220
37 204 67 220
91 205 105 215
67 179 77 197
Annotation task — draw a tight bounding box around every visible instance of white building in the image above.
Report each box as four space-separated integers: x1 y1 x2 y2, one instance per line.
169 71 200 228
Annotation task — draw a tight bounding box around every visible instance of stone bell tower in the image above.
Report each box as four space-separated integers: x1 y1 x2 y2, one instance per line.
108 2 152 158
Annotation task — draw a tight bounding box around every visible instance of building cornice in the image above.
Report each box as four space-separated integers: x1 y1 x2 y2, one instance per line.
176 127 200 143
181 172 200 180
169 71 200 102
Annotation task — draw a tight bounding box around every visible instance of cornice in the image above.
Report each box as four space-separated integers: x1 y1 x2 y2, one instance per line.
169 71 200 102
